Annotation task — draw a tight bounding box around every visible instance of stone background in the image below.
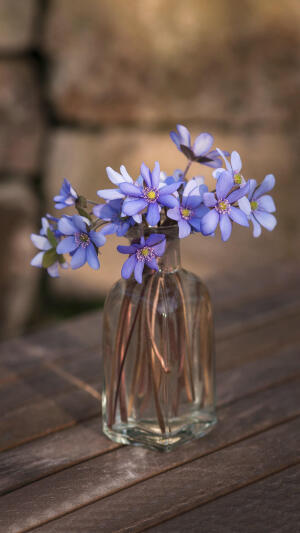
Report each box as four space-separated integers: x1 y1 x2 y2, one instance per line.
1 0 299 339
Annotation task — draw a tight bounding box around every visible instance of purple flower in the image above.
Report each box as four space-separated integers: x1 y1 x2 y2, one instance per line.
56 215 106 270
30 221 68 278
117 234 166 284
97 165 142 224
201 172 250 241
160 169 185 186
213 149 246 186
120 162 181 226
167 178 209 238
170 124 229 168
239 174 277 238
54 179 78 209
92 199 134 237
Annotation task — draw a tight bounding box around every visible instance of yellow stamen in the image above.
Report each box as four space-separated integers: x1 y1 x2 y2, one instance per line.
181 208 191 218
234 173 242 185
147 190 156 200
141 247 149 256
250 200 258 211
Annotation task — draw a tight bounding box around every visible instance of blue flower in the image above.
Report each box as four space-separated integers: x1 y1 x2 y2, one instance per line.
213 149 246 186
97 165 142 224
160 169 185 186
170 124 229 168
202 172 250 241
92 199 135 237
30 221 68 278
167 178 209 238
56 215 106 270
120 162 181 226
54 179 78 209
239 174 277 238
117 234 166 283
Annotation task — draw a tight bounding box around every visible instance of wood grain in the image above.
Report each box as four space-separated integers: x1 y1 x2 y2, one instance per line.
1 379 298 532
0 342 299 495
147 465 300 533
31 418 300 533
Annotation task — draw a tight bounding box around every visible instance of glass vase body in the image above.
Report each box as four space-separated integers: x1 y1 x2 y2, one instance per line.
102 227 217 451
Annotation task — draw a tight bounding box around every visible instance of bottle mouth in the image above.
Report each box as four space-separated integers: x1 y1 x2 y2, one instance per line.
127 223 178 243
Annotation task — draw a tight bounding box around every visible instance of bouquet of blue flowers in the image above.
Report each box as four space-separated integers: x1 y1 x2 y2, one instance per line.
30 124 277 282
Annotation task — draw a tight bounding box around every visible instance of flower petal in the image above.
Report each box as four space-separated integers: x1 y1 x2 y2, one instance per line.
167 206 180 221
226 182 250 204
71 246 87 269
134 260 145 283
47 262 59 278
140 163 152 187
99 223 117 236
231 151 242 173
121 254 137 279
72 215 88 233
106 167 125 186
122 198 148 216
92 203 115 220
203 192 217 208
253 211 277 231
97 189 124 200
86 244 100 270
238 196 252 216
247 179 257 201
176 124 191 147
151 161 160 189
31 234 52 251
119 183 143 197
229 206 249 227
201 209 219 235
250 213 262 238
117 244 139 254
252 174 275 200
158 194 178 208
216 148 231 170
178 219 191 238
193 132 213 156
146 202 160 226
189 217 202 231
56 236 77 254
159 182 182 196
216 171 234 200
89 230 106 247
145 257 159 271
31 251 44 267
220 214 232 241
170 131 180 150
152 239 166 257
120 165 133 183
145 234 165 247
185 195 202 209
257 195 276 213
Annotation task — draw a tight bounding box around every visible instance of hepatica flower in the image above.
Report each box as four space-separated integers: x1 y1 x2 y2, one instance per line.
92 199 134 237
54 179 78 209
167 177 209 238
117 234 166 283
31 218 68 278
56 215 106 270
202 172 249 241
213 149 246 186
239 174 277 238
120 162 181 226
170 124 228 169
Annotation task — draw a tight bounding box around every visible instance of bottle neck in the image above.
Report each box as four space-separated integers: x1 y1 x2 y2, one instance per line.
157 235 181 273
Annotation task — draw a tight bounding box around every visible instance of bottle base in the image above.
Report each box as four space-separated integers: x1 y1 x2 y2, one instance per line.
103 413 217 452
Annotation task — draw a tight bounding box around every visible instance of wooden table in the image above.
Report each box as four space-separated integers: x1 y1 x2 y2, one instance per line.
0 260 299 532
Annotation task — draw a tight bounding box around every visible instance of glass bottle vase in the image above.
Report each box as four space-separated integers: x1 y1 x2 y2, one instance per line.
101 227 217 451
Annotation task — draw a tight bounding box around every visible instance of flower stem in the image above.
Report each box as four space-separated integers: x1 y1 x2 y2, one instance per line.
182 160 193 180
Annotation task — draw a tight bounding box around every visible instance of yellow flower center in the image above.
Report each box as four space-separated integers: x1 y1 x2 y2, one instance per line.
147 190 156 200
218 201 228 212
141 247 150 256
250 201 258 211
181 208 191 218
234 173 242 185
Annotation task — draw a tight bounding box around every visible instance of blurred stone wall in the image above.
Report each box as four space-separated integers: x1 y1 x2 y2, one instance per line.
1 0 299 338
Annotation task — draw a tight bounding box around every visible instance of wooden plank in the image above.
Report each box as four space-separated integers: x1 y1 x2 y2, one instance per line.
147 465 300 533
0 380 298 532
216 309 300 371
0 343 299 492
29 418 300 533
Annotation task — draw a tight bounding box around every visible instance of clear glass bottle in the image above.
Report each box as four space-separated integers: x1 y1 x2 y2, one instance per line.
102 226 217 451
